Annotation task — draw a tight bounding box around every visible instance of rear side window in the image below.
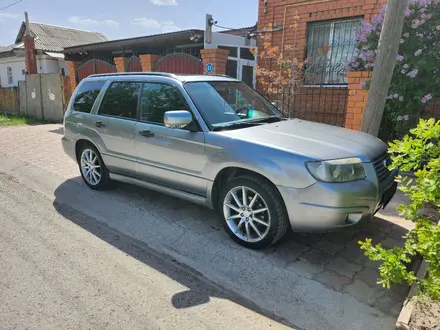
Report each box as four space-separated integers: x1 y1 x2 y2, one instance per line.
73 81 105 113
99 82 141 119
140 83 188 124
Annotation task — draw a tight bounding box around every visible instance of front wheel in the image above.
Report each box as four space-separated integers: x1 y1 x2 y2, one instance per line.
219 176 288 249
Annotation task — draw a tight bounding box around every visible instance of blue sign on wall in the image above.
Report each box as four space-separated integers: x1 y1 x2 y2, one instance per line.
206 63 213 73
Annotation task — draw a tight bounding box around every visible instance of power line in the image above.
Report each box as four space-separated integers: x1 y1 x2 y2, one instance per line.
213 23 238 31
0 0 23 11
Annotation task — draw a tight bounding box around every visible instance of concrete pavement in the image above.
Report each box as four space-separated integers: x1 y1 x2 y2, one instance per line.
0 171 288 330
0 124 414 329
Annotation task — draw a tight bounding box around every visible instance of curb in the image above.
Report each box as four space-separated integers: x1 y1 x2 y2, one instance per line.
395 217 438 329
395 260 428 330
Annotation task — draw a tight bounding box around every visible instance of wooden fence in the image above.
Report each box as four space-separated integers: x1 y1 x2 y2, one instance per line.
0 87 19 115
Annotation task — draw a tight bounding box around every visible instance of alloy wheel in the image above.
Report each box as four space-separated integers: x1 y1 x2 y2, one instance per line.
80 148 102 186
223 186 271 243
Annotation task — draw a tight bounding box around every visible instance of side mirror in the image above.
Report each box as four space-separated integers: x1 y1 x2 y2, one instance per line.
164 110 193 129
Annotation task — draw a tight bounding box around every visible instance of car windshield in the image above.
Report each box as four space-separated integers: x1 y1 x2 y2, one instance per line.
184 81 284 129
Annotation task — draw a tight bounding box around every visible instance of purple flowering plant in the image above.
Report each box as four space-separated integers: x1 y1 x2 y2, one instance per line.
346 0 440 141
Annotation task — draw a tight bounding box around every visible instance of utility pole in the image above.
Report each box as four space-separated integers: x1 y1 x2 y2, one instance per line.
361 0 408 136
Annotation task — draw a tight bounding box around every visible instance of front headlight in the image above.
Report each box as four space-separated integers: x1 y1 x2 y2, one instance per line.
305 157 365 183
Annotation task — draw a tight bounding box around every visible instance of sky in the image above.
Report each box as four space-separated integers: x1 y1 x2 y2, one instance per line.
0 0 258 46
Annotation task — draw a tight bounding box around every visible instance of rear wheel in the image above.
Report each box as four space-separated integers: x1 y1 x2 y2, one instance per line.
78 144 110 190
219 175 288 249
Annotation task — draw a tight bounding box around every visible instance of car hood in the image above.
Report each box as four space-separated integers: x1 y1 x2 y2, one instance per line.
222 119 387 162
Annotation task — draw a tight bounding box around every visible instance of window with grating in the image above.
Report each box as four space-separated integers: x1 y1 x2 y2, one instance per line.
305 17 362 85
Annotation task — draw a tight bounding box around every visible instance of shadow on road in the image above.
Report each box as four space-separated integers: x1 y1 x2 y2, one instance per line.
48 127 64 135
52 180 292 327
52 177 412 327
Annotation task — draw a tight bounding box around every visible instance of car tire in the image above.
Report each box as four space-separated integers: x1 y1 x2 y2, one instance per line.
78 144 110 190
219 175 288 249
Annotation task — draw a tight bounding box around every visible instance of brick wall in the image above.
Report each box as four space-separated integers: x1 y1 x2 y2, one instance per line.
114 57 128 73
345 71 370 130
139 54 160 72
258 0 387 61
257 0 387 126
423 98 440 119
66 61 80 94
62 75 72 111
295 86 348 126
200 49 229 75
275 86 348 126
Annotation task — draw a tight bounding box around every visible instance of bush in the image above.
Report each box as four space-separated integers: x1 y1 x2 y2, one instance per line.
359 118 440 300
346 0 440 141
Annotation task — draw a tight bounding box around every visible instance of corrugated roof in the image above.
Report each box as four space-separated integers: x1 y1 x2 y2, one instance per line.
0 22 108 54
64 29 204 53
218 25 257 36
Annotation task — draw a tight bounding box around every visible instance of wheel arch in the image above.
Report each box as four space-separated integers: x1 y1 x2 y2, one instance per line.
75 138 101 164
210 166 286 212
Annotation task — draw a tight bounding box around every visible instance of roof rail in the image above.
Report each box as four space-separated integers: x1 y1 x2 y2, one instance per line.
210 74 233 78
88 72 177 78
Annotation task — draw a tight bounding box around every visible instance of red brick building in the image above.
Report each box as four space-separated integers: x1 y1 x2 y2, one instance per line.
256 0 387 127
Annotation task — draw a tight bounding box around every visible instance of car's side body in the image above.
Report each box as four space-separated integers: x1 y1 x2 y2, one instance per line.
62 73 397 240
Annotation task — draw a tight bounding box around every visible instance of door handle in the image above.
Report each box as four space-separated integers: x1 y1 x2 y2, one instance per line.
95 121 105 128
139 129 155 138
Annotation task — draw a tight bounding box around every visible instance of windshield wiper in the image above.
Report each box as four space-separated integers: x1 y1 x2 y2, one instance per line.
212 121 261 131
244 116 284 124
212 116 284 131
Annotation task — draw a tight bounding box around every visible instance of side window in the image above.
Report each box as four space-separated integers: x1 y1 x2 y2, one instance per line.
99 82 141 119
140 83 188 124
73 81 105 113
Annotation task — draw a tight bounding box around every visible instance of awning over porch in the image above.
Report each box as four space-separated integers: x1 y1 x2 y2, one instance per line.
63 29 205 60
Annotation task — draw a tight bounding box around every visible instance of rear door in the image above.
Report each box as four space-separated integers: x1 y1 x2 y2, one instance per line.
93 81 142 177
134 82 206 196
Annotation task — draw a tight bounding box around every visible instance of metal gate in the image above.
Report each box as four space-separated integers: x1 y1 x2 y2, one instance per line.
155 53 203 74
76 59 117 84
126 55 142 72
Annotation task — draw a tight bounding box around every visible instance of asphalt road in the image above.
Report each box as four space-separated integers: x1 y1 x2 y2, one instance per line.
0 171 288 330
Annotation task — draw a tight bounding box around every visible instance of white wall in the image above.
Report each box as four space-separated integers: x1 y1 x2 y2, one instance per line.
0 57 26 88
0 54 68 88
38 55 60 74
58 59 69 76
205 32 257 49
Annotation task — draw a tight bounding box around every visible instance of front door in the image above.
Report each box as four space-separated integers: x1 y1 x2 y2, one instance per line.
238 59 256 88
134 82 206 196
94 81 142 177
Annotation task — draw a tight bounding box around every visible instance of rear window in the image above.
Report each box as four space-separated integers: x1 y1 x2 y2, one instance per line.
73 81 105 113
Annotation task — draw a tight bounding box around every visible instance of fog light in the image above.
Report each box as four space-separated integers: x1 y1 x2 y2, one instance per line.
346 213 362 225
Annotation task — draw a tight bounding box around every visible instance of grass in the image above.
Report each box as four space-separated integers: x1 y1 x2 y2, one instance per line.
0 114 45 126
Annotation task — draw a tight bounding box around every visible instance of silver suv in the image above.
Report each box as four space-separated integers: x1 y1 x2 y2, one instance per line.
62 73 397 249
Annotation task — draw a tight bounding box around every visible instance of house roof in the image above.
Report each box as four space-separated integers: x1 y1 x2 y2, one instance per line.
64 29 205 54
218 25 257 37
0 22 108 55
63 25 255 55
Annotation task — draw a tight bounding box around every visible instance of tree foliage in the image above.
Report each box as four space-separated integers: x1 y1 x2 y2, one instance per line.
252 14 313 114
346 0 440 141
360 118 440 300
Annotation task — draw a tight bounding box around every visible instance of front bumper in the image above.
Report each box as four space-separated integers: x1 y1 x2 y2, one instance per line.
277 169 398 232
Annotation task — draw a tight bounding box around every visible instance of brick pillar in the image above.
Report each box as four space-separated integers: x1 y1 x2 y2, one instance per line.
139 54 160 72
66 61 81 93
114 57 128 73
23 35 38 74
200 49 229 75
345 71 371 131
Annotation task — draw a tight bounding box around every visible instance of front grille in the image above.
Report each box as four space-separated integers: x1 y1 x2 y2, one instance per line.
372 152 392 182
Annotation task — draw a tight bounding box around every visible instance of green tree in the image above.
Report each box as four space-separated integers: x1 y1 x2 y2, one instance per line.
360 118 440 300
346 0 440 141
